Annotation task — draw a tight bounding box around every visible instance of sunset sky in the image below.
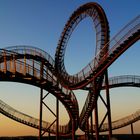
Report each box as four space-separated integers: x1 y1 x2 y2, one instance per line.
0 0 140 136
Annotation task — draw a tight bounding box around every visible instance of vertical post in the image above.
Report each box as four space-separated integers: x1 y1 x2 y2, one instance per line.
72 118 75 140
3 51 7 73
85 119 89 140
131 123 134 135
94 95 99 140
56 98 59 140
87 119 89 140
85 129 87 140
13 55 16 74
24 55 26 75
19 55 23 74
90 112 94 139
10 55 12 72
105 71 112 139
48 131 50 140
93 79 99 140
32 59 35 77
39 61 44 140
39 88 43 140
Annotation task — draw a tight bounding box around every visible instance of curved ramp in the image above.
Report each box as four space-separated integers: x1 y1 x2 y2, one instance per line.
0 2 139 137
0 99 68 134
0 75 140 133
0 48 79 135
97 75 140 132
5 11 140 135
79 15 140 131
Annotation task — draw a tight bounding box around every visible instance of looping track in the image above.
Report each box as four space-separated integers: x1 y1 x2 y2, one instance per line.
55 2 110 89
0 2 140 136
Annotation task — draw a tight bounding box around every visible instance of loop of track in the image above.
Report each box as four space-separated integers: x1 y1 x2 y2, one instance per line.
55 2 109 89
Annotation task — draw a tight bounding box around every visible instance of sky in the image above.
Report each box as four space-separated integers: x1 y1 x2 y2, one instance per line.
0 0 140 137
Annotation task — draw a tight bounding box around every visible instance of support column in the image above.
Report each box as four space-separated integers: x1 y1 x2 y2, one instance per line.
86 119 89 140
3 51 7 73
72 118 75 140
105 71 112 139
13 55 16 74
131 123 134 135
39 88 43 140
94 95 99 140
56 98 59 140
90 112 94 139
48 131 50 140
24 55 26 75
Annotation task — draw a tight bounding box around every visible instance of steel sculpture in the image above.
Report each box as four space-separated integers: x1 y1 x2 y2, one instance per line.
0 2 140 140
0 75 140 133
0 48 79 139
55 2 110 89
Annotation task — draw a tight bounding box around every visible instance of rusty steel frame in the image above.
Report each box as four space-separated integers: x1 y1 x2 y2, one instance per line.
131 123 134 135
90 112 94 139
87 71 112 140
39 88 43 140
104 71 112 140
94 96 99 140
0 2 139 140
39 90 60 140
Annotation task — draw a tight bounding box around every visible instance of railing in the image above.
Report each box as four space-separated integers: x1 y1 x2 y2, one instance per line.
0 49 78 134
3 46 79 104
75 15 140 85
80 75 140 125
0 99 69 133
79 88 95 125
0 15 139 134
55 4 109 87
5 45 55 68
5 92 140 133
97 109 140 132
0 49 77 104
79 15 140 130
103 75 140 87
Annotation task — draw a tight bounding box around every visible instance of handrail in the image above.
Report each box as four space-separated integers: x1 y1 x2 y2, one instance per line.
0 99 68 133
97 109 140 132
55 2 110 89
5 45 55 68
103 75 140 87
76 15 140 85
79 15 140 130
0 49 79 134
1 75 140 133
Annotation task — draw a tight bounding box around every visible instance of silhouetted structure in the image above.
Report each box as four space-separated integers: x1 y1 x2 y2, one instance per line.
0 2 139 140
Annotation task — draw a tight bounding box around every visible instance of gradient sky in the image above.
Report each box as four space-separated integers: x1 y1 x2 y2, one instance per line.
0 0 140 136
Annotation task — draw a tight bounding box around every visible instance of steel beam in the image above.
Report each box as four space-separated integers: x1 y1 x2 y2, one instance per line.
24 55 26 75
72 118 75 140
3 51 7 73
48 131 50 140
39 88 43 140
56 98 59 140
94 95 99 140
86 119 89 140
90 112 93 139
105 71 112 139
131 123 134 134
